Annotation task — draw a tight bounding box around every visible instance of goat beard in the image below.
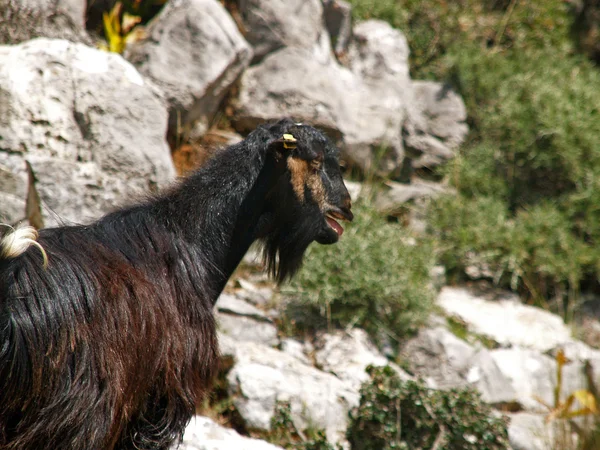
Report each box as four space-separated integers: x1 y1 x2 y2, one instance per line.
260 215 322 284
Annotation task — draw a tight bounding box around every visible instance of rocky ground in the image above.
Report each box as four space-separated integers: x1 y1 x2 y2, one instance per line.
180 265 600 450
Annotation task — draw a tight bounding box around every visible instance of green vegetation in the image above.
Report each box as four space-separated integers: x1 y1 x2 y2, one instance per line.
430 48 600 312
264 401 341 450
284 201 435 348
446 316 497 349
347 365 510 449
348 0 600 315
348 0 574 80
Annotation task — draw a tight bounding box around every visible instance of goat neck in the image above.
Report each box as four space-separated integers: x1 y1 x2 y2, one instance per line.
156 127 281 297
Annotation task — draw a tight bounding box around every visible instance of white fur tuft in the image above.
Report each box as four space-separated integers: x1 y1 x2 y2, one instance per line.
0 224 48 268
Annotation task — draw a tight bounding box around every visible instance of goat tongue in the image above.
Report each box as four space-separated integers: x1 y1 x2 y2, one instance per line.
326 217 344 236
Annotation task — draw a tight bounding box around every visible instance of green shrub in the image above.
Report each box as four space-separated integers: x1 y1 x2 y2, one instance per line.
284 201 435 347
350 0 600 308
347 0 573 79
428 45 600 308
347 365 510 450
450 47 600 207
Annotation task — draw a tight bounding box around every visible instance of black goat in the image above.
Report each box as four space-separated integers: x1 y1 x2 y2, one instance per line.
0 119 353 450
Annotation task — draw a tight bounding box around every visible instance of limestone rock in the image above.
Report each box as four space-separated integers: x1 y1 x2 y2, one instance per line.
466 349 517 405
438 287 572 352
406 81 469 169
412 81 468 150
399 325 586 411
280 338 312 365
215 293 278 346
225 340 359 445
401 326 477 389
216 293 271 322
374 179 450 213
237 0 330 64
315 329 411 391
490 348 557 411
346 20 410 83
0 0 89 45
235 279 274 307
234 46 405 173
0 38 175 226
401 326 520 405
126 0 252 138
507 413 555 450
174 415 284 450
216 313 279 347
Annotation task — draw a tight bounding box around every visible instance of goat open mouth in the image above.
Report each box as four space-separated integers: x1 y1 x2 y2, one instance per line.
325 209 353 237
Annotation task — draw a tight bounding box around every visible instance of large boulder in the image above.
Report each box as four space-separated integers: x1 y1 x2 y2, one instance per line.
438 287 572 352
0 38 175 226
346 20 468 172
345 20 410 83
412 81 468 150
126 0 252 138
221 336 358 445
236 0 330 64
234 46 406 173
400 327 578 409
0 0 88 44
405 81 469 169
235 19 469 175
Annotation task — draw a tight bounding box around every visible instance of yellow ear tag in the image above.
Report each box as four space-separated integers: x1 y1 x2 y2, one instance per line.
282 133 297 149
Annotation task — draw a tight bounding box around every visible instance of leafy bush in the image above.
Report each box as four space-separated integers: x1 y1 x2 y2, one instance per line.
347 0 573 79
428 46 600 309
349 0 600 308
284 201 435 347
347 365 510 450
451 47 600 207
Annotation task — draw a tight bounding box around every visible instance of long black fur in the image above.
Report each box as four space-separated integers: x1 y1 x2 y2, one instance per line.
0 119 352 450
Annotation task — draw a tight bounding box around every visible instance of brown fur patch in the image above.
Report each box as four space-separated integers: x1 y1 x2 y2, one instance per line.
287 157 327 208
287 157 308 202
307 168 326 208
